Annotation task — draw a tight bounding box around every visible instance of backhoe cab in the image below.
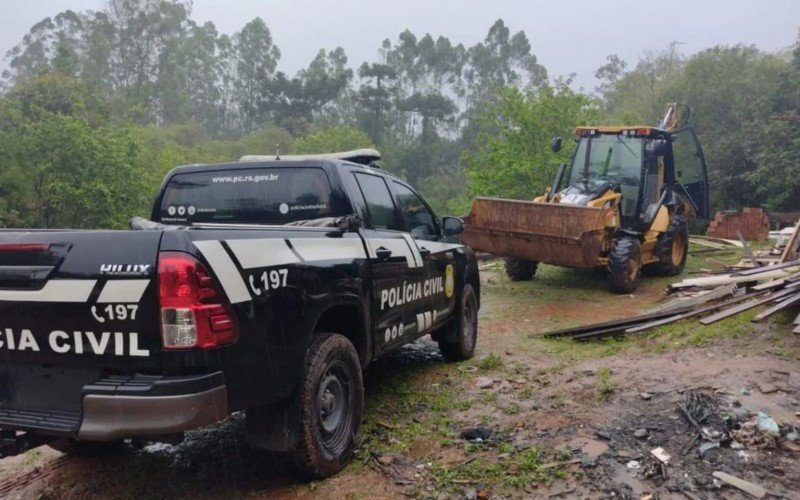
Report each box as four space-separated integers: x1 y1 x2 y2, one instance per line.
461 104 709 293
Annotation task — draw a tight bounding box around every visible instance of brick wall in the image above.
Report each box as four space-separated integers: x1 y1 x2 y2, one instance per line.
706 207 770 242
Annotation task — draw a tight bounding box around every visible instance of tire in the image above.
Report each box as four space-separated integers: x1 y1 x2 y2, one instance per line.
438 283 479 362
504 257 538 281
607 237 642 294
648 214 688 276
289 333 363 480
48 439 124 456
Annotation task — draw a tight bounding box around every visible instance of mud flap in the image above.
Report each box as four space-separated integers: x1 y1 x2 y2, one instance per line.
245 394 302 452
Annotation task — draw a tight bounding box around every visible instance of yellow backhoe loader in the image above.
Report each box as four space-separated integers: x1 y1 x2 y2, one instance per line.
460 104 709 293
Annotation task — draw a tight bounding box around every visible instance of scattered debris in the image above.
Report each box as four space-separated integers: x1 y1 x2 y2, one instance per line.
461 426 492 441
756 411 780 435
640 392 652 400
634 429 648 439
711 471 767 498
626 460 641 470
649 447 670 464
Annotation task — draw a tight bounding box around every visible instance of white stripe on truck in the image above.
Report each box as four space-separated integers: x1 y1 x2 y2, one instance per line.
0 280 96 302
193 240 252 304
226 238 300 269
96 279 150 303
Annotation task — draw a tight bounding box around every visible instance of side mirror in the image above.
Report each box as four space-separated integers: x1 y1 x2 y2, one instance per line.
551 137 562 153
442 216 464 236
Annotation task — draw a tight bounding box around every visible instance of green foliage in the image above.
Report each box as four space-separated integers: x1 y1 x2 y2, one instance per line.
464 83 600 200
0 104 148 228
294 126 374 154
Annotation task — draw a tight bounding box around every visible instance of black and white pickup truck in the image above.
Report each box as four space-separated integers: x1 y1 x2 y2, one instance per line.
0 150 479 478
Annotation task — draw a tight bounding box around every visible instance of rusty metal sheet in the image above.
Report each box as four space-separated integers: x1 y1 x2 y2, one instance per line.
460 197 607 268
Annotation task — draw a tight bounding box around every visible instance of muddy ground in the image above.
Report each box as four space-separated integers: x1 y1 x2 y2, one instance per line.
1 250 799 499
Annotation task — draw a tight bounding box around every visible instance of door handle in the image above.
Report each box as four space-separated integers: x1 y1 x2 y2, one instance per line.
419 247 431 258
375 247 392 261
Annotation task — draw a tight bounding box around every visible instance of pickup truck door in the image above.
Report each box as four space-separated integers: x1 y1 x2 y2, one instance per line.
348 172 427 353
389 181 460 336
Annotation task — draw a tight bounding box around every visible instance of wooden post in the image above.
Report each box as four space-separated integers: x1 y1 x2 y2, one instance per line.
780 216 800 263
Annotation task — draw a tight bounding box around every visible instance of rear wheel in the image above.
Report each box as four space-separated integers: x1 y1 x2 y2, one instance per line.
438 283 478 362
289 333 363 480
648 214 688 276
504 257 538 281
607 237 642 294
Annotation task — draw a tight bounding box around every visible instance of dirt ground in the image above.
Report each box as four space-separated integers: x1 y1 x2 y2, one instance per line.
1 252 799 499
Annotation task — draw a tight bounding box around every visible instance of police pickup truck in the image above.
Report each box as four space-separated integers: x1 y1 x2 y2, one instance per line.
0 150 479 479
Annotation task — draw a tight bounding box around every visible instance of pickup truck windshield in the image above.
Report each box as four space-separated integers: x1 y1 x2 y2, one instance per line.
158 167 341 224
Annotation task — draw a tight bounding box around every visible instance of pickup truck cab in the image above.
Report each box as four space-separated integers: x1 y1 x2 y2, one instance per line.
0 150 479 478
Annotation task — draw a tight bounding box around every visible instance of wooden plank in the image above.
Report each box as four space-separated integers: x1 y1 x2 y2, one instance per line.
689 238 726 249
732 258 800 276
752 293 800 322
671 269 789 289
780 218 800 263
650 284 737 313
538 306 695 338
711 471 766 498
737 230 758 266
700 285 800 325
626 291 765 333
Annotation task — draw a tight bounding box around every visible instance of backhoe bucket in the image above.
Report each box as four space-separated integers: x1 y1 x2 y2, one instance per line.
460 197 607 268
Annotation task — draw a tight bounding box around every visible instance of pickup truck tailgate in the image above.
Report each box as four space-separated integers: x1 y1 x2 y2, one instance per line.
0 231 163 428
0 231 163 369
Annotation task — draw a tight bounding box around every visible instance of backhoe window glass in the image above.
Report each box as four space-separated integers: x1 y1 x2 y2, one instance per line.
568 135 643 217
158 167 341 224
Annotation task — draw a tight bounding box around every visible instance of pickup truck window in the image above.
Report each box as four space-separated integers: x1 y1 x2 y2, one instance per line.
392 181 439 236
353 173 401 231
158 167 340 224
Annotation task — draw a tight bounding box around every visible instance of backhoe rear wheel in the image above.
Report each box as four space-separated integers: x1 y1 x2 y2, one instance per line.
607 237 642 294
504 257 538 281
649 214 688 276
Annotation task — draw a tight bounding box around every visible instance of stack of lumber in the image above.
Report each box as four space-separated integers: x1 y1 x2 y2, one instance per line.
707 207 770 242
540 218 800 340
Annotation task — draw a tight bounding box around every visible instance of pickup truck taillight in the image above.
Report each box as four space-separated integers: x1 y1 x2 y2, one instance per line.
158 252 238 349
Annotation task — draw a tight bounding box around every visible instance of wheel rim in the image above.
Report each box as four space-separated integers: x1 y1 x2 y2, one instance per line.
315 360 354 456
672 232 686 265
461 291 477 351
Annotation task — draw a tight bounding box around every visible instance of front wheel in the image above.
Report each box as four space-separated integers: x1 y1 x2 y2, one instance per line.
607 237 642 294
290 333 363 480
504 258 538 281
438 283 479 362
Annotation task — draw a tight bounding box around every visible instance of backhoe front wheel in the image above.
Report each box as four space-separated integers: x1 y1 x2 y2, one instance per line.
649 214 689 276
607 237 642 294
504 257 538 281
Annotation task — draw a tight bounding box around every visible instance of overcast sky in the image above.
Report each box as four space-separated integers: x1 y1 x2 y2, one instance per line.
1 0 799 90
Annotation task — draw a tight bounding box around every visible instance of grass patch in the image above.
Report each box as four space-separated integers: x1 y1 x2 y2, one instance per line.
429 446 566 494
477 352 504 371
595 367 615 401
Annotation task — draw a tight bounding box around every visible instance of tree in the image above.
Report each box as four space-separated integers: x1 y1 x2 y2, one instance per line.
261 48 353 136
294 126 374 154
464 83 600 200
234 17 280 131
356 62 397 145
